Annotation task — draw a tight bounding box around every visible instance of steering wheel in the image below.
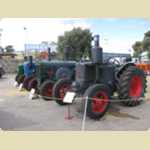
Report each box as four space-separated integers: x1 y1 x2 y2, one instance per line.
107 57 121 65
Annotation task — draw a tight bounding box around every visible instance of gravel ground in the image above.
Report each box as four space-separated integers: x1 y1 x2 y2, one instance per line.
0 74 150 131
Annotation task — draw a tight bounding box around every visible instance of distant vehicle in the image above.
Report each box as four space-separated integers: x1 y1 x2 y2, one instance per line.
0 64 5 78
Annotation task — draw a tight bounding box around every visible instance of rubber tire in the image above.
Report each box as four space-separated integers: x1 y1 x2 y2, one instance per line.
55 67 72 80
17 75 25 85
15 74 20 82
82 84 110 120
40 80 54 101
28 78 38 91
118 66 147 106
23 76 35 91
52 79 72 105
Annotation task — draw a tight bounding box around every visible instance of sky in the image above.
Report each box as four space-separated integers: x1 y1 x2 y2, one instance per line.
0 18 150 54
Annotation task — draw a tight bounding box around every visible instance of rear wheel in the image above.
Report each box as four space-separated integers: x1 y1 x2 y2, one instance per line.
83 84 110 120
40 80 54 101
118 66 147 106
17 75 25 85
23 76 35 90
28 78 38 91
52 79 72 105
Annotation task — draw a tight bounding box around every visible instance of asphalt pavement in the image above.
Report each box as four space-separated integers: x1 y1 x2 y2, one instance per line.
0 74 150 131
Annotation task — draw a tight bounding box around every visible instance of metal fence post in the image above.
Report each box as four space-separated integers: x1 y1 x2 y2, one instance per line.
81 96 88 131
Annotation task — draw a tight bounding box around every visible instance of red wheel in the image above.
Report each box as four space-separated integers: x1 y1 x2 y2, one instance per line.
59 84 71 99
130 75 142 98
40 80 54 101
119 66 147 106
52 79 72 105
92 91 109 113
83 84 110 120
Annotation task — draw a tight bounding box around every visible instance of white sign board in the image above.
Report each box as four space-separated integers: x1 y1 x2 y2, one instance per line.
63 92 76 103
13 81 18 87
18 83 23 91
29 88 36 100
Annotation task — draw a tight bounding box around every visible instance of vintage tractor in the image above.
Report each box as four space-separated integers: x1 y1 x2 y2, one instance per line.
21 48 52 91
52 35 147 120
22 55 36 90
28 47 76 100
15 56 28 85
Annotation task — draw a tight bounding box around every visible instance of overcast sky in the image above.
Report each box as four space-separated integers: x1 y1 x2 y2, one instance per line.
0 18 150 53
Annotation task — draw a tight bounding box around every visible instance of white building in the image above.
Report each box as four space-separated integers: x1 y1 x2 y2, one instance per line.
140 51 150 63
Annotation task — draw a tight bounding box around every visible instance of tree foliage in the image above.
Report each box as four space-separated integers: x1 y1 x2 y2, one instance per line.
5 45 15 53
57 27 92 60
143 31 150 51
0 46 4 53
132 41 143 57
132 30 150 58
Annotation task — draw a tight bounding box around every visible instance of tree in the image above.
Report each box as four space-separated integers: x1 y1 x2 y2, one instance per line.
57 27 92 60
132 30 150 59
143 30 150 51
132 41 143 57
5 45 15 53
0 46 4 53
143 30 150 59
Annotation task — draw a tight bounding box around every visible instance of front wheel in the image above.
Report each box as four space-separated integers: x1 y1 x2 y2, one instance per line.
83 84 110 120
28 78 38 91
23 76 35 91
17 75 25 85
39 80 54 101
52 79 72 105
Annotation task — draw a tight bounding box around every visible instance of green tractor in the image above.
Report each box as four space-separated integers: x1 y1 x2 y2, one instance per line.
15 56 37 88
15 56 27 85
28 47 76 100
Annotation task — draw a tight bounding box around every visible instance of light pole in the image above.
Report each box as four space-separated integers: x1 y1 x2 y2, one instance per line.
24 27 28 56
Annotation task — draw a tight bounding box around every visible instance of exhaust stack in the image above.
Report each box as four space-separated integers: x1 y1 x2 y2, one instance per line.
48 47 51 61
64 45 70 60
91 35 103 64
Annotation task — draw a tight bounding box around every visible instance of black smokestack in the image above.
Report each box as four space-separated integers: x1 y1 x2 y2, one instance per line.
91 34 103 64
29 56 33 65
94 35 100 47
64 45 70 60
48 47 51 61
24 56 28 61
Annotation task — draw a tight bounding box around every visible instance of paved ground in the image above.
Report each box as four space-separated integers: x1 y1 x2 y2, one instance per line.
0 74 150 131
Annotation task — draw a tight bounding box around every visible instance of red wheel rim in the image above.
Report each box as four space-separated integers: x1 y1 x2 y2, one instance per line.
59 84 71 100
43 84 53 97
92 91 109 113
130 75 142 98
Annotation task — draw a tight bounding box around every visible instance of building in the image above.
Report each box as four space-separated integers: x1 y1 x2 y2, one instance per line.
24 41 57 53
140 51 150 63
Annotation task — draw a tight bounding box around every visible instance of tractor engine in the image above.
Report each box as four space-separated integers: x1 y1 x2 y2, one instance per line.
72 62 96 92
72 62 116 94
72 34 116 94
